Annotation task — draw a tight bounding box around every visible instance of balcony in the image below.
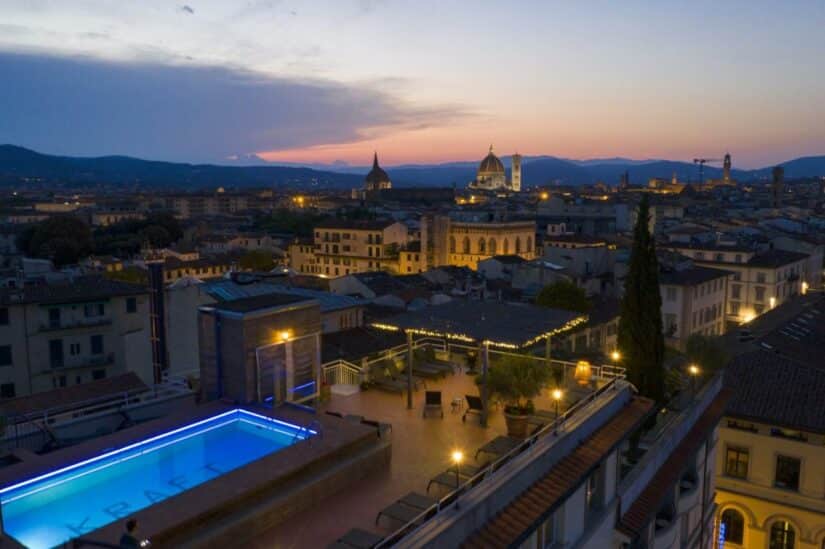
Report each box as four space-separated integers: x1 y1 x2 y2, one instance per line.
40 317 112 333
51 353 115 370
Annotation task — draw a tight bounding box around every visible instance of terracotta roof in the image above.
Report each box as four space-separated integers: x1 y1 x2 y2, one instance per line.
0 372 148 419
617 388 732 538
725 351 825 433
463 396 655 549
478 145 505 175
0 276 147 306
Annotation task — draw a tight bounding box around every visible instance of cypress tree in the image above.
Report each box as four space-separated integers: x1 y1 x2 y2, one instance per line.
617 194 665 403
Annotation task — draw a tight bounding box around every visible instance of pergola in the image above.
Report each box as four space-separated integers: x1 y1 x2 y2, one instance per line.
371 301 587 425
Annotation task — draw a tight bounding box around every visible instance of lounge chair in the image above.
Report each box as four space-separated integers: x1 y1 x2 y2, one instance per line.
475 435 521 460
417 357 455 376
462 395 484 423
329 528 383 548
427 461 489 493
370 365 418 395
375 492 435 526
399 361 443 379
422 391 444 418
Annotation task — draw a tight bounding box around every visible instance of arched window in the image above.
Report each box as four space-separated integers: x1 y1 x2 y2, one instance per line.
478 238 486 254
769 521 795 549
503 238 510 255
449 236 456 253
515 237 521 254
526 236 533 254
720 509 744 545
462 236 471 254
489 238 497 255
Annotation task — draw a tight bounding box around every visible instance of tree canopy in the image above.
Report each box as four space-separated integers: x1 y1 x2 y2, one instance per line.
239 250 276 272
16 215 94 267
685 334 729 373
535 280 591 313
617 195 665 403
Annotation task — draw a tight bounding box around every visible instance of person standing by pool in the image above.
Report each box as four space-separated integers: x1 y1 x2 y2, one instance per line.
120 518 140 548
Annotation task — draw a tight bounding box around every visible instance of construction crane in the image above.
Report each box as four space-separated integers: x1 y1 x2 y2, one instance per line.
692 158 723 185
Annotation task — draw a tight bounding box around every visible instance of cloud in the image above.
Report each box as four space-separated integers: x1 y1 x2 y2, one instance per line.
180 5 194 15
0 51 468 163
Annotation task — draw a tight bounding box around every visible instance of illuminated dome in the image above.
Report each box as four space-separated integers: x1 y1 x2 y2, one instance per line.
478 145 505 175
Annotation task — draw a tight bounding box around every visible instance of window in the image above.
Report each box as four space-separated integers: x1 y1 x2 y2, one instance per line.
49 339 64 368
49 308 61 328
769 521 795 549
720 509 745 545
0 307 8 325
126 297 137 313
733 272 741 281
715 253 724 261
0 383 15 398
755 286 766 302
725 447 749 479
0 345 11 367
489 238 497 255
775 455 800 491
69 343 81 356
730 302 740 315
664 314 677 334
665 287 677 302
449 236 456 253
90 335 104 355
462 237 471 254
84 303 105 317
735 254 742 263
731 284 741 300
757 272 767 284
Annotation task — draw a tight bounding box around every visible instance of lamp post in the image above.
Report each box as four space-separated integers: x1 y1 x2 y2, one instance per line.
688 364 700 396
611 350 621 363
552 388 563 434
452 449 464 508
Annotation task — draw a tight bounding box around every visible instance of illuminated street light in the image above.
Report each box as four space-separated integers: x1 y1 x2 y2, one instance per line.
540 191 549 200
801 281 809 295
452 449 464 507
688 364 700 395
769 296 776 308
611 350 621 362
279 330 291 342
552 388 564 433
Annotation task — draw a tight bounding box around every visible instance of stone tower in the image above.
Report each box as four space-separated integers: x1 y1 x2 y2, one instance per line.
771 166 784 208
723 153 732 183
511 153 522 192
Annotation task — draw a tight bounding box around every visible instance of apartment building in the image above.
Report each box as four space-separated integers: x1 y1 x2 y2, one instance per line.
659 265 732 349
0 277 153 398
716 350 825 549
290 219 409 277
665 244 809 326
162 192 250 219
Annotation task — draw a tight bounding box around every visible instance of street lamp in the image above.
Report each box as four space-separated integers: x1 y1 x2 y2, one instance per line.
552 388 563 434
688 364 700 395
611 350 621 362
769 296 777 309
451 449 464 507
279 330 291 342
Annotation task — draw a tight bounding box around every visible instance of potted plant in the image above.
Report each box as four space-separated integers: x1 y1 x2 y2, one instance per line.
479 356 552 438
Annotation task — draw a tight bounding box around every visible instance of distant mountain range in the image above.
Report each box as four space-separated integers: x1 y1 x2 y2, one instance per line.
1 144 824 190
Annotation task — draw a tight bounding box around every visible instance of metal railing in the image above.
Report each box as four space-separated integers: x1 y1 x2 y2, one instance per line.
374 376 623 548
2 377 195 451
322 359 363 386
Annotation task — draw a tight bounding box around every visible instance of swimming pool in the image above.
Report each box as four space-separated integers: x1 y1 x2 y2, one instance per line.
0 409 313 549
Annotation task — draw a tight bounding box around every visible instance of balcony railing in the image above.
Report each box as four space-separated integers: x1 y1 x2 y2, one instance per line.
40 317 112 332
52 353 115 370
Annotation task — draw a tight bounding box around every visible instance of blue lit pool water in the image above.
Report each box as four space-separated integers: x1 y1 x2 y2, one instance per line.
0 409 312 549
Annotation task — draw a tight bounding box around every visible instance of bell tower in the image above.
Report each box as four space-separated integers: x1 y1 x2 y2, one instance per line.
511 153 522 192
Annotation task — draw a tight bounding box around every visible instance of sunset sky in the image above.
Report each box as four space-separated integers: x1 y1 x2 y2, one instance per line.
1 0 823 167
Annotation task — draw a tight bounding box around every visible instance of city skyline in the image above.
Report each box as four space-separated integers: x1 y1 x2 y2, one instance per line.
1 1 824 167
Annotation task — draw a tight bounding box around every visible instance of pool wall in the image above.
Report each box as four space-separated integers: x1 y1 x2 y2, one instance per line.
0 402 388 548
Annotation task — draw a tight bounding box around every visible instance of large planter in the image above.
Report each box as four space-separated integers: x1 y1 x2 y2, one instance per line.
504 411 530 438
